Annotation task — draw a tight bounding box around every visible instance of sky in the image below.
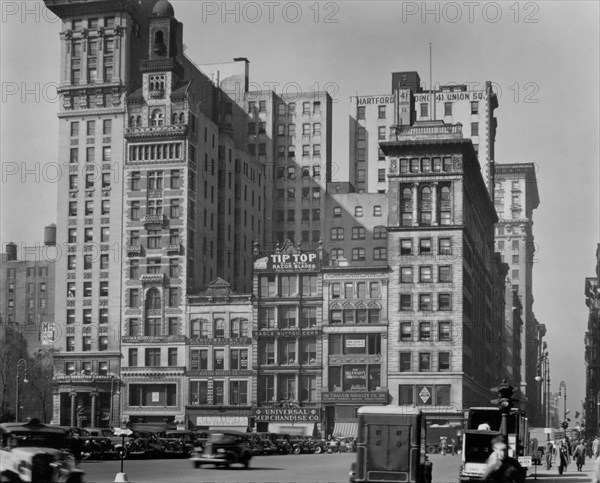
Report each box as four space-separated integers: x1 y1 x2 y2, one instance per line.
1 1 599 422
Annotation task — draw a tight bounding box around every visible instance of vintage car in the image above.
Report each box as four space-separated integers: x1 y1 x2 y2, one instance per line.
0 419 85 483
77 427 117 460
155 430 198 458
190 431 252 468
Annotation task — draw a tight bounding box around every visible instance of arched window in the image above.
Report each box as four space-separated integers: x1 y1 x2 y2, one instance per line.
402 187 412 200
129 116 135 127
214 318 226 338
441 185 451 201
421 186 432 201
136 115 142 127
145 288 161 310
179 113 185 124
373 247 387 260
172 113 178 125
151 109 164 127
356 303 368 324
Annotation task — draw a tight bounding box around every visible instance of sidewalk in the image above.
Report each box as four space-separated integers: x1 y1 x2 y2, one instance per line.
527 457 598 482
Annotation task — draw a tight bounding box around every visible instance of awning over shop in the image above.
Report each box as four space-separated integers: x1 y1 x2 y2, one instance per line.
196 416 249 431
333 422 358 438
268 422 315 436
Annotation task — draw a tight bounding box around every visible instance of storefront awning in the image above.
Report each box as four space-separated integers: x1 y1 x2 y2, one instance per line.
268 422 315 436
333 422 357 438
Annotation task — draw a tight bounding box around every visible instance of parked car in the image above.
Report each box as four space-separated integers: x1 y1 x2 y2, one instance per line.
0 418 85 483
290 436 313 454
190 431 252 468
156 430 197 458
78 427 118 460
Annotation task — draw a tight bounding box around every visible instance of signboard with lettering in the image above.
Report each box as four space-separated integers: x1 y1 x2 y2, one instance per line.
258 329 321 338
345 339 366 348
321 391 388 403
356 95 395 106
414 92 485 103
252 407 321 422
345 367 367 391
254 252 319 272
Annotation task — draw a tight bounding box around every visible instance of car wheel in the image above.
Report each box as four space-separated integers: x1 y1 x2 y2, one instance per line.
314 446 323 454
427 445 437 454
293 446 301 454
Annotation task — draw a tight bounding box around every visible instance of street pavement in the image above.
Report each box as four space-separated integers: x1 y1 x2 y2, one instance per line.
80 452 600 483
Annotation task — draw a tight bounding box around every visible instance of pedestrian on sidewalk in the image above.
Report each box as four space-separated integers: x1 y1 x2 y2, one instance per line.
573 439 586 472
558 440 570 475
545 441 553 470
440 437 448 456
593 436 600 459
593 453 600 483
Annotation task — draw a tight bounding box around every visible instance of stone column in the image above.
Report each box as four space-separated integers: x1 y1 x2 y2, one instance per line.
70 392 77 427
412 183 419 225
432 182 439 225
90 390 98 427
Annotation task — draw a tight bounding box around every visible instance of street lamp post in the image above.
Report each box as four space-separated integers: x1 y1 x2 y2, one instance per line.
558 381 567 424
109 375 121 428
535 352 550 428
15 359 28 422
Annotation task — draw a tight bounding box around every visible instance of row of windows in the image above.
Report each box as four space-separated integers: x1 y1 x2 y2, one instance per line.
127 347 179 367
71 17 115 30
257 374 319 404
66 308 110 325
189 348 249 370
258 306 318 329
68 173 112 190
66 281 109 298
400 351 452 372
400 321 452 341
274 231 321 244
398 384 451 406
9 282 47 294
65 335 109 352
6 268 47 278
129 143 183 161
332 205 383 217
330 226 387 240
330 281 382 299
68 199 110 217
329 307 381 324
328 334 381 355
128 257 181 278
275 165 324 182
69 146 111 163
189 318 250 339
257 338 318 366
66 226 110 243
399 293 453 311
249 101 321 117
125 317 181 337
128 287 180 308
191 380 250 406
400 265 453 283
275 209 320 222
356 104 389 120
330 247 387 262
259 275 319 297
63 360 111 376
70 120 111 137
399 237 454 256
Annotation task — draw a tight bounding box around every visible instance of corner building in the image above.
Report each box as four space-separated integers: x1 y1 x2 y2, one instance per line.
381 120 504 424
44 0 158 427
119 2 264 427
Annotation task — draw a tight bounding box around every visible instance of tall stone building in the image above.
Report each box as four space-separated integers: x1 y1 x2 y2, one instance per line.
381 120 505 424
44 0 159 427
493 163 541 421
584 244 600 438
349 71 498 194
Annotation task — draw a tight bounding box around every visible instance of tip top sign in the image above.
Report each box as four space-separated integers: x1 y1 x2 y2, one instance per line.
254 252 319 272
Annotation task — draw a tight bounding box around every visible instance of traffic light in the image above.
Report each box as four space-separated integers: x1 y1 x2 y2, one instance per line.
490 379 516 412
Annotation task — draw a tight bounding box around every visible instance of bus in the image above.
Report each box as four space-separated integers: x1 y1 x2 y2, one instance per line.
349 406 432 483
